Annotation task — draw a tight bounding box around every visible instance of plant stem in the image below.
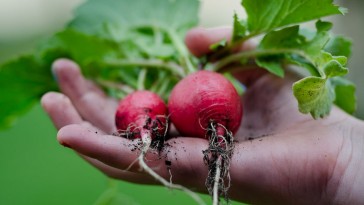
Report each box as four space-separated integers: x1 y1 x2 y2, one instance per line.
105 59 185 78
156 78 170 98
96 78 135 94
139 132 206 205
166 29 196 74
137 69 147 90
212 48 309 72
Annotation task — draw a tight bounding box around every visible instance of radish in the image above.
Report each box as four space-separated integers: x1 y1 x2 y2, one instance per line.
168 70 243 204
115 90 168 150
115 90 205 205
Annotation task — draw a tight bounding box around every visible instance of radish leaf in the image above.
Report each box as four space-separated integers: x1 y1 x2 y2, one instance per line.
324 35 352 58
0 0 199 129
0 56 57 129
69 0 199 38
242 0 345 36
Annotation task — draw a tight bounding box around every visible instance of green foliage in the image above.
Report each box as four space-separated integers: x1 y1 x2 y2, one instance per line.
0 56 57 129
0 0 356 128
242 0 345 35
331 77 357 114
231 13 247 43
0 0 199 129
69 0 199 37
293 77 334 119
226 1 355 118
324 35 352 57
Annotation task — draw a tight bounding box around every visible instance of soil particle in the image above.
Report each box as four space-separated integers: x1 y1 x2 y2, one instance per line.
165 160 172 166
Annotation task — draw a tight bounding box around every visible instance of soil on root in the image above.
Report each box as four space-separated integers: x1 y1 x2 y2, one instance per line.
114 116 168 153
203 122 235 204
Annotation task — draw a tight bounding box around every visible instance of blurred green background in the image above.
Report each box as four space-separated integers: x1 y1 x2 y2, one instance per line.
0 104 214 205
0 0 363 205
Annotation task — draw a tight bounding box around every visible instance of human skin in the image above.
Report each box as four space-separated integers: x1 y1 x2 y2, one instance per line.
41 27 364 205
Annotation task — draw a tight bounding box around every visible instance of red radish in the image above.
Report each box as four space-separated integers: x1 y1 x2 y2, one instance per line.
115 90 205 205
168 70 243 204
168 70 242 138
115 90 168 142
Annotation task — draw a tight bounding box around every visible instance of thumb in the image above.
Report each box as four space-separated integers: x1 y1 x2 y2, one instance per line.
185 27 266 87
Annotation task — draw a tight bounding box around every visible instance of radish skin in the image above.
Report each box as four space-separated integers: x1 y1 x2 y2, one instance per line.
168 70 242 138
115 90 167 140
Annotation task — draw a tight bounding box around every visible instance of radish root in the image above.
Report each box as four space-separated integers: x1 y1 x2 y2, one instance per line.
118 117 206 205
213 156 222 205
203 122 234 204
139 133 206 205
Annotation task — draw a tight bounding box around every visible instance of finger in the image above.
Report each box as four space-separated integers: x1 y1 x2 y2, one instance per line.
232 68 268 87
185 27 232 57
41 94 154 184
82 156 156 185
52 58 118 134
185 27 255 57
41 92 138 182
57 124 209 191
41 93 156 184
41 92 83 129
185 27 266 86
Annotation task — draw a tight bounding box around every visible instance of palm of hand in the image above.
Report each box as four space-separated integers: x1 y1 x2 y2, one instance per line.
231 72 361 204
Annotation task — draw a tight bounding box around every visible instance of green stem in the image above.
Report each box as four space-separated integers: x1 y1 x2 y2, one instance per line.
96 78 135 94
166 29 196 74
137 69 147 90
156 78 170 98
129 24 195 76
212 48 309 71
139 134 206 205
105 59 185 78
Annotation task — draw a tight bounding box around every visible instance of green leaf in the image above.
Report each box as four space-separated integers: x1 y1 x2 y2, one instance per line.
242 0 345 35
259 25 301 49
256 56 284 77
220 1 354 119
69 0 199 37
258 21 346 78
231 13 247 43
257 20 350 118
286 55 320 76
209 39 227 51
324 35 352 58
320 52 348 77
331 77 356 114
52 29 123 65
68 0 200 75
0 56 57 129
293 77 334 119
301 21 332 60
293 75 356 118
223 73 245 96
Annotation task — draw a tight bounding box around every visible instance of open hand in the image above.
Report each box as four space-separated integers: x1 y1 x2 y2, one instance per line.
41 27 364 205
